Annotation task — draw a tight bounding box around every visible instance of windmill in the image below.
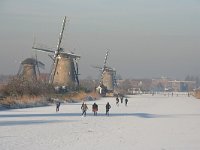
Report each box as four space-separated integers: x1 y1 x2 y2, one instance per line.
94 51 117 95
17 57 45 81
32 16 80 88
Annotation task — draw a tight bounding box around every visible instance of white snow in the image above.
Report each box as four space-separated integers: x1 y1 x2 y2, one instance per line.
1 94 200 150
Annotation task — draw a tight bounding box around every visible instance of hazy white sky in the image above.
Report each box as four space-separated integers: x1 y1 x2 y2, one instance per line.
0 0 200 79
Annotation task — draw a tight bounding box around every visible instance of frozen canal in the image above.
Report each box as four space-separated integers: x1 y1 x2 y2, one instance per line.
1 94 200 150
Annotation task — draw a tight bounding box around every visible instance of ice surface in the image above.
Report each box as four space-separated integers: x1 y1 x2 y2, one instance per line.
1 94 200 150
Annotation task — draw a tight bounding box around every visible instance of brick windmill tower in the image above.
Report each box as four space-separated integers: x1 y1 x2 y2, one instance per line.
17 57 45 81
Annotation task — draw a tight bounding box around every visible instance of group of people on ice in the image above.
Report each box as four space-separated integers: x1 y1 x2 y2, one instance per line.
116 96 128 106
81 102 111 117
56 96 128 117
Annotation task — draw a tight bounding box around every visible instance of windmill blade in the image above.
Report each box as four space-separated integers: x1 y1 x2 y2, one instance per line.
113 70 117 87
37 61 45 69
74 58 80 86
55 16 66 58
102 51 109 71
49 57 60 84
48 54 54 61
75 72 79 86
92 65 102 69
100 51 109 83
36 64 40 77
76 76 79 86
17 64 23 76
75 60 79 75
48 63 55 83
35 52 41 77
32 36 55 54
32 46 54 53
33 35 36 49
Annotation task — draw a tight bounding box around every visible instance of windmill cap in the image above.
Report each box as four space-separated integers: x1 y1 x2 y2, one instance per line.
21 58 37 65
21 58 45 68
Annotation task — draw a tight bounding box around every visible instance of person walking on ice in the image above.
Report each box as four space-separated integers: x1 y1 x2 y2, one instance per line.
56 102 61 112
120 96 123 103
125 98 128 106
92 102 98 116
81 102 88 117
116 97 119 106
106 102 111 116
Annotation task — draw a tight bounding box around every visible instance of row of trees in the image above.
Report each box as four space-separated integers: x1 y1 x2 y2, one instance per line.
1 77 54 97
0 77 98 98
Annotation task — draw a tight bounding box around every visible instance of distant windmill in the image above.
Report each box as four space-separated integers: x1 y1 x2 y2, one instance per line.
17 57 45 81
32 16 80 87
94 51 117 94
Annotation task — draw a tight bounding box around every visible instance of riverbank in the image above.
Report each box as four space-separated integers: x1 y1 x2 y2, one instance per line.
0 91 100 110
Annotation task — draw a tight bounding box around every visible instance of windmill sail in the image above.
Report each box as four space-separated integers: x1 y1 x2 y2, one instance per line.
100 51 109 84
55 16 66 57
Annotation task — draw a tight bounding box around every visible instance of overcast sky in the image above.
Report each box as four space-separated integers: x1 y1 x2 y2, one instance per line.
0 0 200 79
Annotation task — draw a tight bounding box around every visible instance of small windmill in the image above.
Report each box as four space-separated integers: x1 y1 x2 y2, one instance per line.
17 57 45 81
32 16 80 87
94 51 117 95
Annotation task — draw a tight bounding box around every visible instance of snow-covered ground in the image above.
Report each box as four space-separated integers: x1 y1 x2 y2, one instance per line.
1 94 200 150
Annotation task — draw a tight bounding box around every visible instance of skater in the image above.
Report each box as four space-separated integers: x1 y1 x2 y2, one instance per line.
81 102 88 116
92 103 98 116
81 102 88 117
56 102 61 112
116 97 119 106
125 98 128 106
105 102 111 116
120 96 123 103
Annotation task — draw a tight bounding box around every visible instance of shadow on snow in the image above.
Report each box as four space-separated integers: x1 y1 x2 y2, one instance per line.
1 112 200 119
1 112 200 126
0 119 77 126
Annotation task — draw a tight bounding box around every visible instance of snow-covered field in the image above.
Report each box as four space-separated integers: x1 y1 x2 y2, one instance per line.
1 94 200 150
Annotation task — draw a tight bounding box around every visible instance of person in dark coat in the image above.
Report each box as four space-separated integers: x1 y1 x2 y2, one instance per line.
120 96 123 103
56 102 61 112
125 98 128 106
92 103 98 116
106 102 111 116
116 97 119 106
